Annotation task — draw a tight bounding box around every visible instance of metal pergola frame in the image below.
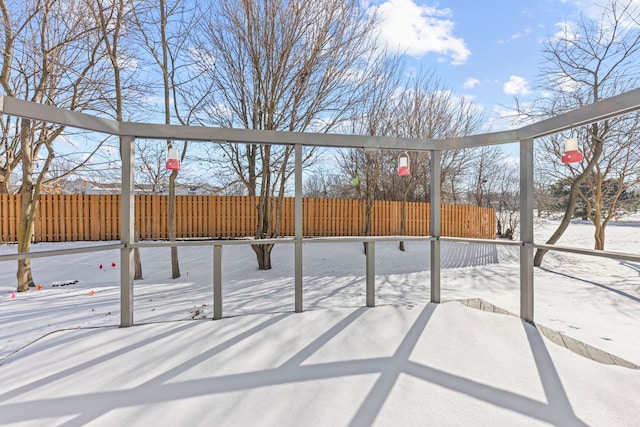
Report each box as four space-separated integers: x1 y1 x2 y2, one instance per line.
1 88 640 327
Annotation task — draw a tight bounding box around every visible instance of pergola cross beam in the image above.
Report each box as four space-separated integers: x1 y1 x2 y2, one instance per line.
1 87 640 326
3 86 639 151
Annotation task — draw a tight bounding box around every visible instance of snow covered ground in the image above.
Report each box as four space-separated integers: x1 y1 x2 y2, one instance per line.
0 217 639 425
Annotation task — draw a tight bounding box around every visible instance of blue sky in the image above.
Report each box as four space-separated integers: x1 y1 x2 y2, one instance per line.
368 0 639 131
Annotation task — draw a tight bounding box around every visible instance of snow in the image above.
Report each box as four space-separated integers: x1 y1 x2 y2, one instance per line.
1 217 639 426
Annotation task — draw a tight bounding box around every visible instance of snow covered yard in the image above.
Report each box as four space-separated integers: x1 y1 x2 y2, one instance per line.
0 217 639 425
1 302 639 426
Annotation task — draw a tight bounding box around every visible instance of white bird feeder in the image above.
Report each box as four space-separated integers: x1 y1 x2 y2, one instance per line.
398 152 410 177
561 138 583 164
166 147 181 171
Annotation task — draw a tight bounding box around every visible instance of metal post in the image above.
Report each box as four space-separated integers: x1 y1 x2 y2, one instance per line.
120 136 135 327
520 139 535 322
294 144 303 313
365 241 375 307
430 150 442 303
213 244 223 320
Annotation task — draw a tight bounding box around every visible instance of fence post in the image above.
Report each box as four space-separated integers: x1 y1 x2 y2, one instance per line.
520 138 534 322
120 136 135 327
430 150 441 303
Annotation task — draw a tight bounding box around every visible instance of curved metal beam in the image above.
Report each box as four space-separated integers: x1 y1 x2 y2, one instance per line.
1 86 639 150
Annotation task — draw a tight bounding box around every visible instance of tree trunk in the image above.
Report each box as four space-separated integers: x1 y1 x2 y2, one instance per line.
533 198 575 266
534 137 603 266
363 192 373 255
134 228 143 280
17 219 35 292
594 222 605 250
252 243 273 270
591 176 606 251
251 145 275 269
16 118 35 291
0 168 11 194
169 169 180 279
399 186 409 252
16 255 34 291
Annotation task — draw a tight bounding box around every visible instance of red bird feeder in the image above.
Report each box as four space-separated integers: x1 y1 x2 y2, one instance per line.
398 152 410 177
561 138 583 164
166 147 181 171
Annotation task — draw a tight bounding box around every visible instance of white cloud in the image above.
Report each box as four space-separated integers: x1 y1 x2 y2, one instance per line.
511 27 532 40
463 78 480 89
497 26 533 45
565 0 640 29
488 104 536 132
370 0 470 65
568 0 635 20
547 72 581 94
553 20 580 42
503 75 530 96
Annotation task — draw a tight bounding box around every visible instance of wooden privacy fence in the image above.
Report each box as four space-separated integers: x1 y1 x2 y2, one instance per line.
0 194 496 243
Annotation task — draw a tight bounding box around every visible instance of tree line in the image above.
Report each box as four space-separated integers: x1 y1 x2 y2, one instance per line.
1 0 639 292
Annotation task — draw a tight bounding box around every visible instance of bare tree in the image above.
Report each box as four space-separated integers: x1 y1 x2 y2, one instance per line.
344 58 404 252
193 0 386 269
494 161 520 239
303 166 347 198
468 147 522 238
530 0 640 264
87 0 147 278
1 0 114 291
392 71 485 249
134 139 170 194
338 148 384 247
132 0 200 279
557 119 640 249
463 145 521 239
534 175 556 218
466 146 504 207
336 69 486 251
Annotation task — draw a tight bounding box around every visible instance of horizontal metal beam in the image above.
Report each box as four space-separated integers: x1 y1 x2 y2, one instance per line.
518 87 640 140
534 243 640 263
132 238 296 248
2 237 638 269
0 95 120 135
302 235 435 243
440 236 524 246
439 130 521 150
2 87 640 151
119 121 442 151
439 87 640 149
0 243 124 262
132 236 436 248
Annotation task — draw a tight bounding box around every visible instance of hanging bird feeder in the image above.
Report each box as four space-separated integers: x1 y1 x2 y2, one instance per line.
561 138 583 164
166 146 181 170
398 152 410 177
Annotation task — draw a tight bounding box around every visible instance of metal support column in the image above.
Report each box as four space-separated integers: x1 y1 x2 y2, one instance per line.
365 241 375 307
430 150 442 303
294 144 303 313
213 244 223 320
120 136 135 327
520 139 535 322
